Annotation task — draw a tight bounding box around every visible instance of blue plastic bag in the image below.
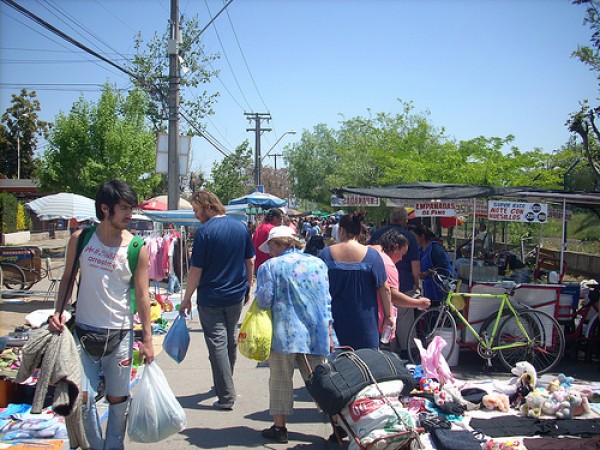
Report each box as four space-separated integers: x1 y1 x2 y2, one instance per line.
162 313 190 363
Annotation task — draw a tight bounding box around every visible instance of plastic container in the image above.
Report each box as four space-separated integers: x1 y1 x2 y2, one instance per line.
380 324 393 344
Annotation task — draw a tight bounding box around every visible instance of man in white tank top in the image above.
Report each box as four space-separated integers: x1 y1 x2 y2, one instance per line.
49 179 154 450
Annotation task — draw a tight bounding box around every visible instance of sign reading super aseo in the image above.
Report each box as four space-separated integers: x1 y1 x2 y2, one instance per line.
488 201 548 223
331 195 380 207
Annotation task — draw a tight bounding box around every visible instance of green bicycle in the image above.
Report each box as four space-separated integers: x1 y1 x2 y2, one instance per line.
407 272 565 374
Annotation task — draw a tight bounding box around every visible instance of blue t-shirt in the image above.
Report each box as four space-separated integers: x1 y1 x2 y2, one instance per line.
191 215 254 307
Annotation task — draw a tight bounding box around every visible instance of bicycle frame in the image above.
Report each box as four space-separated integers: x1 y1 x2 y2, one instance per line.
443 290 535 352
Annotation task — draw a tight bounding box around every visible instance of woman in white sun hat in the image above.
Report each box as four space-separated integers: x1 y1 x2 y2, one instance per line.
255 226 335 444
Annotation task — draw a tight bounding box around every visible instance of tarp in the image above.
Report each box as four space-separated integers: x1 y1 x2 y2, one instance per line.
142 205 247 227
332 182 518 200
332 182 600 210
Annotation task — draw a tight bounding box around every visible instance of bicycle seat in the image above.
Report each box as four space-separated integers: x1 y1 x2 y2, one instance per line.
493 280 521 291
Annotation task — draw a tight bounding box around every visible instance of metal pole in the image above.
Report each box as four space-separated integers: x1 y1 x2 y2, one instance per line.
17 134 20 179
167 0 180 210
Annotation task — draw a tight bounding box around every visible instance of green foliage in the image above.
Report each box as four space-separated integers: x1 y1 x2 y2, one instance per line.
0 89 50 179
205 141 253 204
286 100 568 206
129 15 219 133
37 85 161 199
16 203 27 231
0 192 18 233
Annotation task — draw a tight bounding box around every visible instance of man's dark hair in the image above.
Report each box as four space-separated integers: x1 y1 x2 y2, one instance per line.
95 179 138 220
265 208 283 223
379 229 408 253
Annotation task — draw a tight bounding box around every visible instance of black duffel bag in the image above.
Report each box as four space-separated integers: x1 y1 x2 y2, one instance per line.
305 348 416 415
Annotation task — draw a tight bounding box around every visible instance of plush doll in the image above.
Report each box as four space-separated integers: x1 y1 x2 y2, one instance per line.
566 390 591 418
520 389 546 419
509 361 537 408
482 393 511 412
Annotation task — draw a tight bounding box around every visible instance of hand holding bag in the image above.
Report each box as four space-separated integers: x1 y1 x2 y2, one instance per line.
127 361 187 443
162 313 190 363
237 300 272 362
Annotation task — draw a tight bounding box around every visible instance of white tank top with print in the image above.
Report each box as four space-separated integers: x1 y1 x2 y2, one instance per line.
75 232 133 329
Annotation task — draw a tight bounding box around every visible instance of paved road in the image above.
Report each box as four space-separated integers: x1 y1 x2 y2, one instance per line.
3 238 600 449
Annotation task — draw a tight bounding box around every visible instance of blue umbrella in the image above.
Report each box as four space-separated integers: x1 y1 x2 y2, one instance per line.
228 192 286 208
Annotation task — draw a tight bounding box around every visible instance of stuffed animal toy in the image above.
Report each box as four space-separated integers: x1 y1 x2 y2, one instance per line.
509 361 537 408
566 390 591 418
482 393 511 412
520 389 546 419
557 373 574 389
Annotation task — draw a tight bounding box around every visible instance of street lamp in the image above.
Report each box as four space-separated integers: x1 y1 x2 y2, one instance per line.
262 130 296 163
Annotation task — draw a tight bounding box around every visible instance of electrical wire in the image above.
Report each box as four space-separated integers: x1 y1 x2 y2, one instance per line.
201 0 251 111
1 0 145 86
40 0 134 76
224 3 269 113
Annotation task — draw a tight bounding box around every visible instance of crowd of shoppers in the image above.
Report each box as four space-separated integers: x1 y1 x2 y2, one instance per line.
46 182 456 448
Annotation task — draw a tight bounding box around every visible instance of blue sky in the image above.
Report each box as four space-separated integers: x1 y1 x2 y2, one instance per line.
1 0 598 178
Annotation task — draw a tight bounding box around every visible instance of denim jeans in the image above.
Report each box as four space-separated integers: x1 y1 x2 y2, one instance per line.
198 301 244 405
167 273 181 294
75 324 133 450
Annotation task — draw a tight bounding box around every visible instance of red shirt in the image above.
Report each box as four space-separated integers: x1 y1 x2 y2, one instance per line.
252 222 275 272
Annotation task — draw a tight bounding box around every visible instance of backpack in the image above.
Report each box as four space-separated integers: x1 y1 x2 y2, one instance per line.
76 225 145 314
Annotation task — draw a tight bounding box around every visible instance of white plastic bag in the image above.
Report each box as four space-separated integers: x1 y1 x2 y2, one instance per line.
127 361 186 443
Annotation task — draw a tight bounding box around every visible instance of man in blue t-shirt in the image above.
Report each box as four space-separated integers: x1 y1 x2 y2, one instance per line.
180 191 254 410
368 207 420 354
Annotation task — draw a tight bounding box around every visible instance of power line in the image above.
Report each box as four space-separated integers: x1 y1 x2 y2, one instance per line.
224 4 269 113
180 108 231 157
1 0 144 86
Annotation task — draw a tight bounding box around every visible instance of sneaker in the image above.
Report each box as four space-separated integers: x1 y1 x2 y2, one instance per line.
212 400 234 410
262 425 288 443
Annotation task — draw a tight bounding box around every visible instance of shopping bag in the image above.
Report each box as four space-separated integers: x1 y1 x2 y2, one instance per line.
237 300 272 362
127 361 187 443
162 313 190 363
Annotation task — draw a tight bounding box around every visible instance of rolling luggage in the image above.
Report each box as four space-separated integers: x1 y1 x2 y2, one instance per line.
305 348 416 416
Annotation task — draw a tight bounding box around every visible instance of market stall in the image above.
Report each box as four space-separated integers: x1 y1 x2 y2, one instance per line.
333 183 600 357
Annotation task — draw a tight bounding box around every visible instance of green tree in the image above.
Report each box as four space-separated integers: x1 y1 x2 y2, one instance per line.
285 124 338 205
0 89 49 179
205 141 253 204
568 0 600 189
38 84 160 199
286 101 567 207
129 14 219 133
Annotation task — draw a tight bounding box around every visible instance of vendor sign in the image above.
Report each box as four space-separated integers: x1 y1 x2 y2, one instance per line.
413 201 456 217
548 207 572 221
488 201 548 223
331 195 380 207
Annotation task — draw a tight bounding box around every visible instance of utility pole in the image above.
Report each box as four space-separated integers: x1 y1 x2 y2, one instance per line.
245 112 271 188
167 0 180 210
270 153 283 171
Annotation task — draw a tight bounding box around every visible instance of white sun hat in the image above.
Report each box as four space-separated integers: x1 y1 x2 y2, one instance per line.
258 226 298 253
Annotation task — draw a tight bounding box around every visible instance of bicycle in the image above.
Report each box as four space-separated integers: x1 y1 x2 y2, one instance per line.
0 246 47 291
407 272 565 374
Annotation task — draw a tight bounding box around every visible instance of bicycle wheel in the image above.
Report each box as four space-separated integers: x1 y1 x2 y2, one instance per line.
1 263 26 290
407 307 457 365
496 310 565 374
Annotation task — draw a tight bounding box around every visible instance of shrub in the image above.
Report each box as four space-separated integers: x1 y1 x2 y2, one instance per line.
0 192 18 233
